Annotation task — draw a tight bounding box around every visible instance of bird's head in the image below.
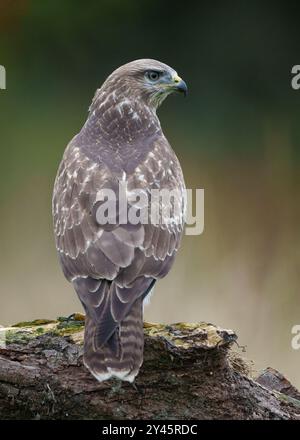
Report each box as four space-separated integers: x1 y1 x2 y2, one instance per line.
103 59 187 110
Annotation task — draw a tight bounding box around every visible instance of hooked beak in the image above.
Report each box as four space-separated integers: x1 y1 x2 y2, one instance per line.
172 74 188 97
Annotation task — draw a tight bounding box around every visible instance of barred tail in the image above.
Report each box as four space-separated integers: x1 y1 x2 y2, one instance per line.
83 297 144 383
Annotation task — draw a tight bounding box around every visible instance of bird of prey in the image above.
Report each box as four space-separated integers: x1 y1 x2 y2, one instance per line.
52 59 187 382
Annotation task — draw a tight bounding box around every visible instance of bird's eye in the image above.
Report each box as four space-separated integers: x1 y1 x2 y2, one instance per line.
145 70 161 82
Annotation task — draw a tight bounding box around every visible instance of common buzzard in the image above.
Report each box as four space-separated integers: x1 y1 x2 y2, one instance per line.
52 59 187 382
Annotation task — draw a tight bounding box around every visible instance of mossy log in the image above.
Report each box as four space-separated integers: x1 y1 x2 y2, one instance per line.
0 317 299 420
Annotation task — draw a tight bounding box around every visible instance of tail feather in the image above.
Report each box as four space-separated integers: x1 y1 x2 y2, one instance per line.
83 297 144 382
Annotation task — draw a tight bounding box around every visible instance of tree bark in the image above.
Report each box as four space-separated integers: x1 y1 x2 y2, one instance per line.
0 317 299 420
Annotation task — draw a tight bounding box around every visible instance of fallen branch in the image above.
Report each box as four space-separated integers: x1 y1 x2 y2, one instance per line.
0 317 299 420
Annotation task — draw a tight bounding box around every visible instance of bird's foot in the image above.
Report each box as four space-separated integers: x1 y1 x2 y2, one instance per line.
57 313 85 330
65 313 85 322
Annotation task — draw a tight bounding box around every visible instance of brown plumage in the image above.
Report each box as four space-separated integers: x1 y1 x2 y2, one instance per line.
52 59 187 382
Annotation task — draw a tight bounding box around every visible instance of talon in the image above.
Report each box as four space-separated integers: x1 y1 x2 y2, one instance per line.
72 313 85 322
64 313 85 323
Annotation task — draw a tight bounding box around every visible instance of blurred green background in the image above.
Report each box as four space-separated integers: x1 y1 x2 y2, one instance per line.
0 0 300 387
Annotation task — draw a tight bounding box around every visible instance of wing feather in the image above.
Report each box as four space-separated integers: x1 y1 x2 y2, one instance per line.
53 134 185 347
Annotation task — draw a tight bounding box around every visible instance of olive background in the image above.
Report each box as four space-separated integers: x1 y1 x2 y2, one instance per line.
0 1 300 387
